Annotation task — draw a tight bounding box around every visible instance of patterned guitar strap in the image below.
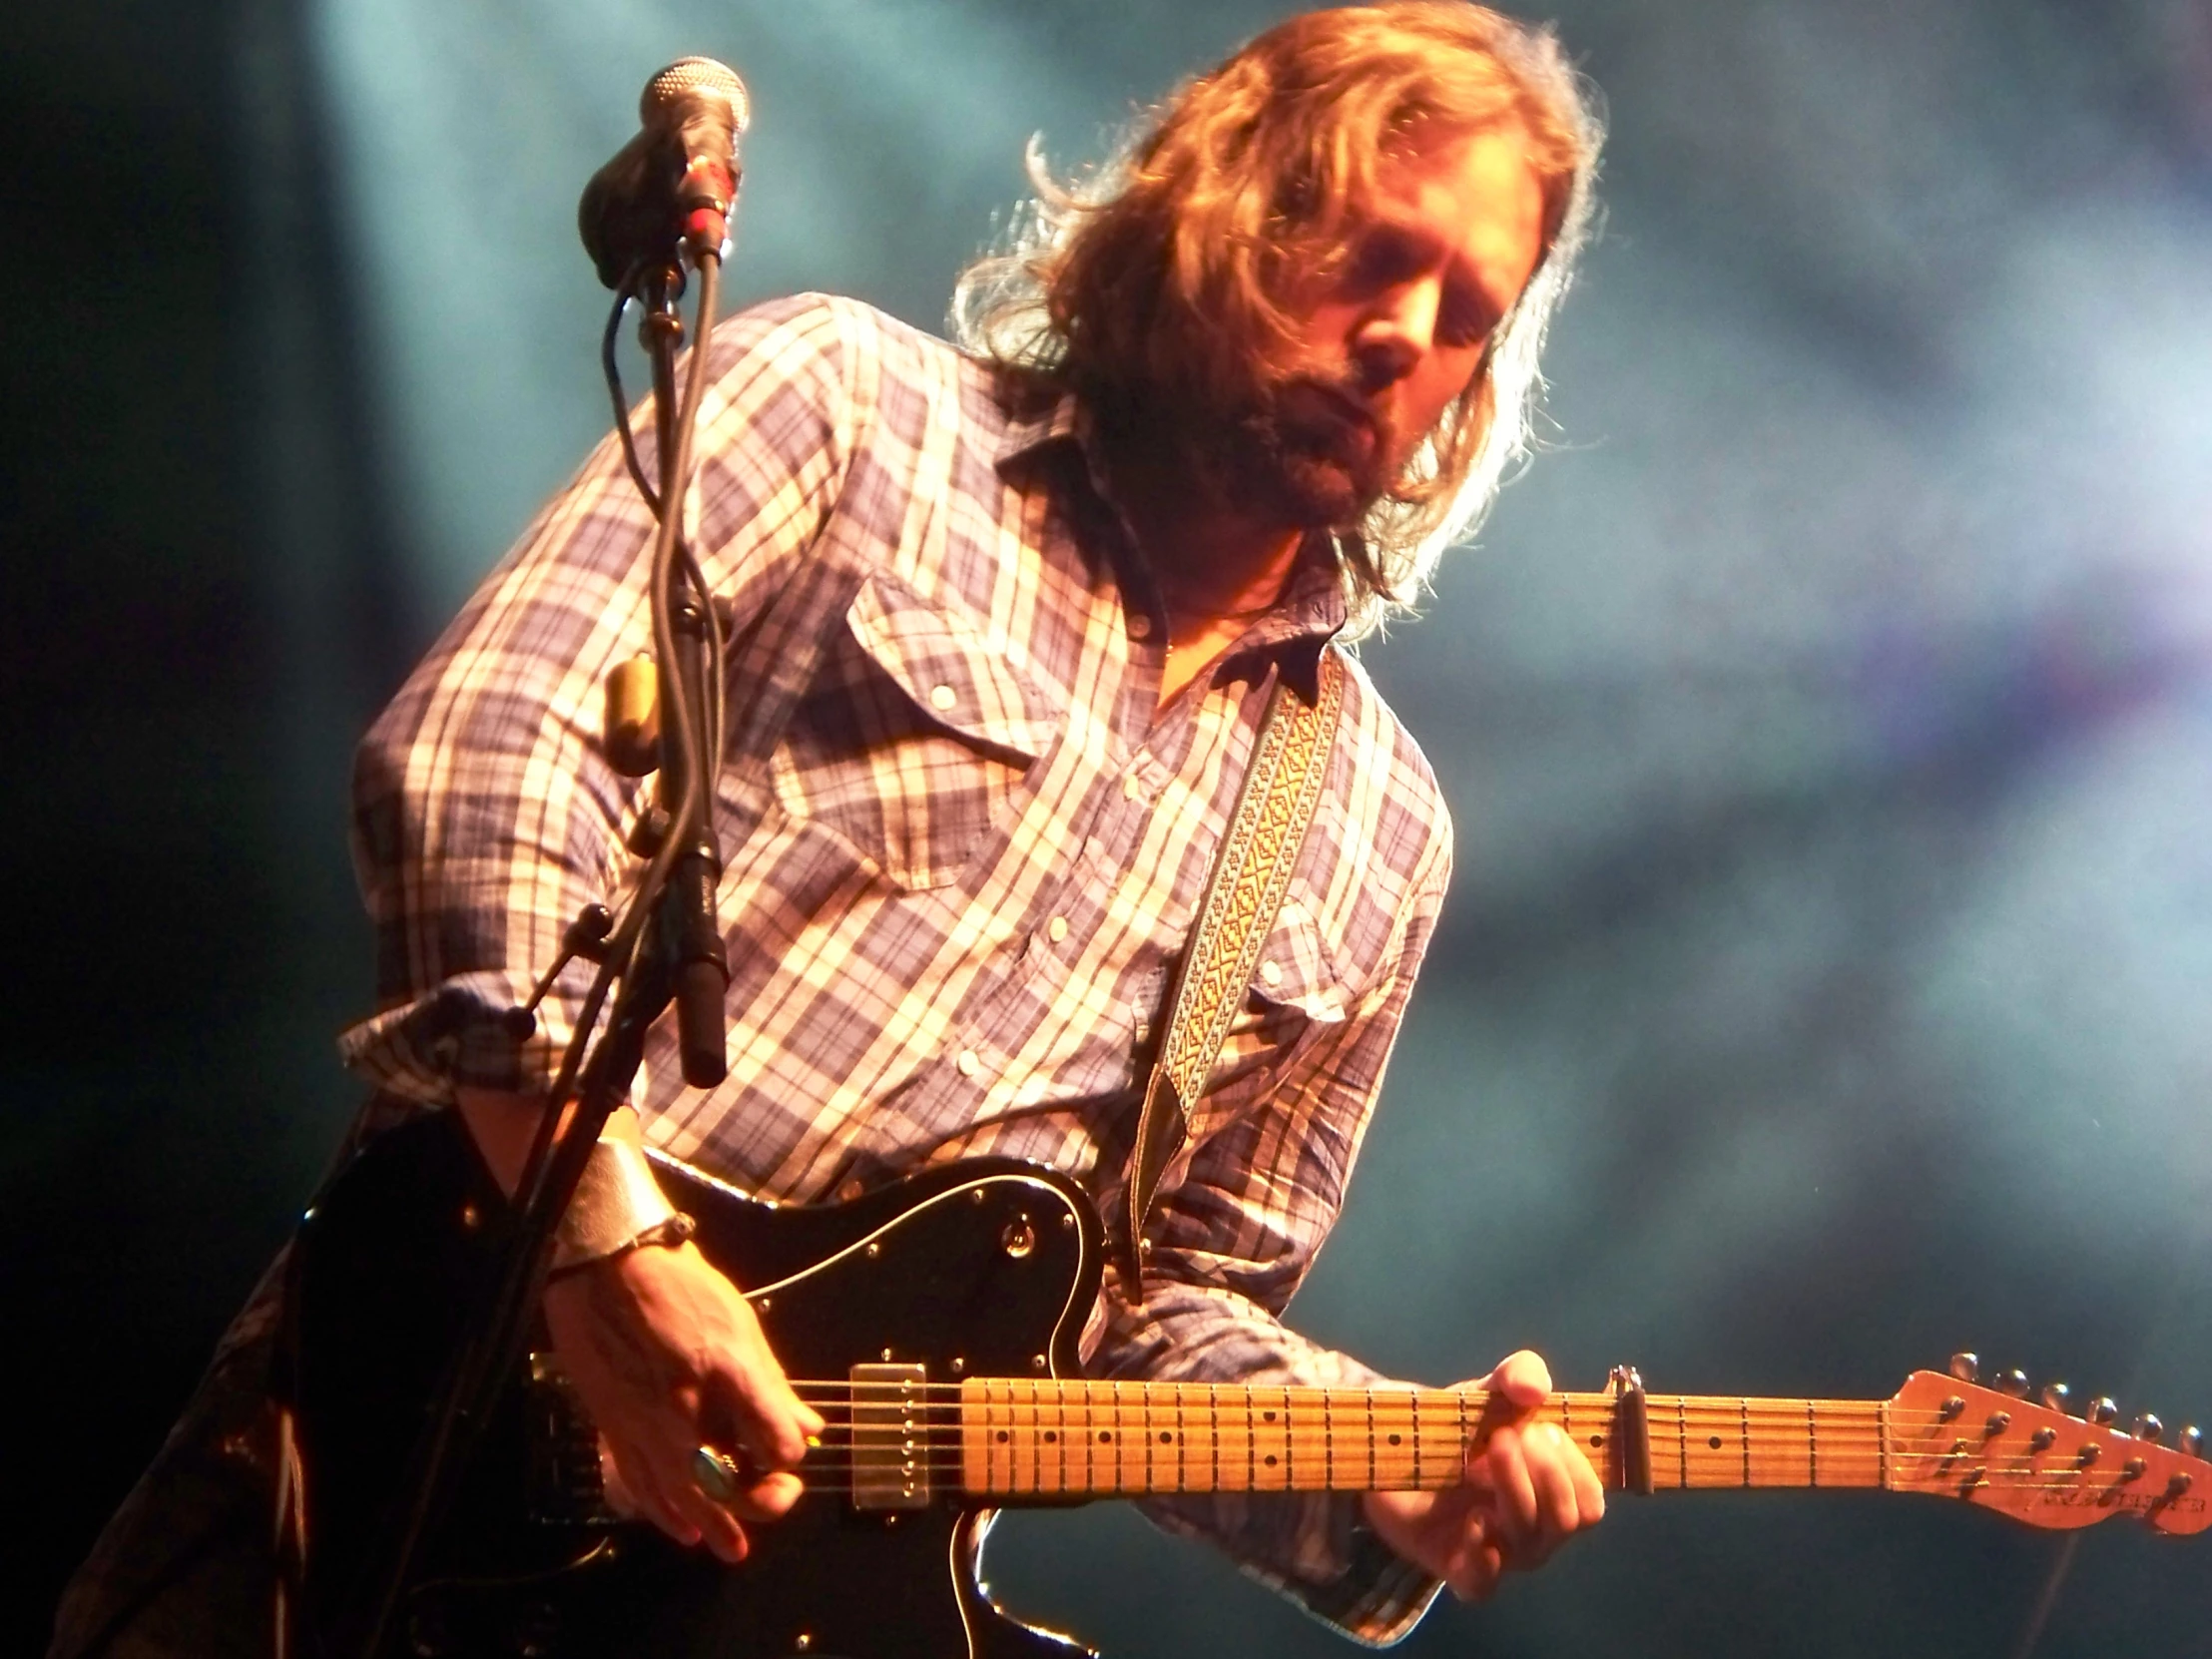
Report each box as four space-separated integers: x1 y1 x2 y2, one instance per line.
1119 646 1347 1304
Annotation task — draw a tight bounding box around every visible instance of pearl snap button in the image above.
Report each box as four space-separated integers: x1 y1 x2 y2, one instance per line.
1047 915 1069 942
1260 960 1283 987
956 1048 981 1077
929 684 957 712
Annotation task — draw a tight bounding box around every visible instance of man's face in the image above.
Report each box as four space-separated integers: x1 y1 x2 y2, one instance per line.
1226 126 1549 529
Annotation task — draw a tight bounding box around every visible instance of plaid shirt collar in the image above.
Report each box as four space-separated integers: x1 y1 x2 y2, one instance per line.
993 382 1349 705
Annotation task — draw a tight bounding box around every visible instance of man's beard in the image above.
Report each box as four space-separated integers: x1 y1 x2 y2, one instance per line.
1201 370 1403 532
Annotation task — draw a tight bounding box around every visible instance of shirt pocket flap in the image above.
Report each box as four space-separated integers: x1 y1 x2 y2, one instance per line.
844 574 1059 763
1244 895 1353 1027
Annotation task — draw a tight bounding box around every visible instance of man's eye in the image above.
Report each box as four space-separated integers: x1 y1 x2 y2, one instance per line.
1346 232 1420 291
1437 291 1496 348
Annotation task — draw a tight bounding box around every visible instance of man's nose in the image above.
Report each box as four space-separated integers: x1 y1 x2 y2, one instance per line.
1353 279 1439 389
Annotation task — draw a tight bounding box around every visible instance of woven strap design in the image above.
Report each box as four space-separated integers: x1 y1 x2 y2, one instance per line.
1120 649 1347 1300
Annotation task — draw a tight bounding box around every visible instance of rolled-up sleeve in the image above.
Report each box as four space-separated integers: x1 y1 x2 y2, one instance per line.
337 296 863 1104
1085 813 1453 1645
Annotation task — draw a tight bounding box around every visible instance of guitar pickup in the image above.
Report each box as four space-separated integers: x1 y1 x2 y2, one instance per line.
849 1363 931 1511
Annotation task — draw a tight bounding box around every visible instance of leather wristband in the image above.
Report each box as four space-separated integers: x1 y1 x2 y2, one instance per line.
549 1137 687 1274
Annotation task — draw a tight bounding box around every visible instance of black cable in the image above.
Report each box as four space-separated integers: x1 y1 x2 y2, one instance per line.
601 260 726 786
602 259 662 517
346 256 728 1659
516 252 725 1238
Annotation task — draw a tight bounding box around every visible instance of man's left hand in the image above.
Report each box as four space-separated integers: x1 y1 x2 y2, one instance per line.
1360 1350 1605 1600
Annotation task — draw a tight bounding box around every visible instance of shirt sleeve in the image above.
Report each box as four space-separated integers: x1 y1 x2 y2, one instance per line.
1082 807 1454 1645
337 295 865 1104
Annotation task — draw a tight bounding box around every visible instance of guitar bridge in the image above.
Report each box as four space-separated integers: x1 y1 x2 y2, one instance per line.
849 1363 931 1511
525 1354 618 1526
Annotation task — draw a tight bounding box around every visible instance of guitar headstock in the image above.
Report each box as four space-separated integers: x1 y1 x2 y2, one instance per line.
1888 1363 2210 1535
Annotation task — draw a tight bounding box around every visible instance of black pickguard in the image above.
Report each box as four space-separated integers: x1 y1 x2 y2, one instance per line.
285 1111 1107 1659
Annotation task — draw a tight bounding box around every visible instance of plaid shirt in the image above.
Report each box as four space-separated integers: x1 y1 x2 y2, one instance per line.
340 294 1452 1639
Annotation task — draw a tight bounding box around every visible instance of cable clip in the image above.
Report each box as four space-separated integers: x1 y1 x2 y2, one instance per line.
502 904 617 1041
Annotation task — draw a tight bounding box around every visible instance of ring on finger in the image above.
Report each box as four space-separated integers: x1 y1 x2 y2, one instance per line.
692 1444 745 1503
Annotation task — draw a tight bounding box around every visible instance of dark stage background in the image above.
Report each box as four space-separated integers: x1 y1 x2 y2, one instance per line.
7 2 2211 1655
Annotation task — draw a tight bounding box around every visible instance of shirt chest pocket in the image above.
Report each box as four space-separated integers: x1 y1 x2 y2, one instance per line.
1201 896 1356 1107
772 574 1061 891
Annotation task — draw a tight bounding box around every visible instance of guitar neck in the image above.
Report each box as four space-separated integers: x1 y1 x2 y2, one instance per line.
952 1380 1888 1497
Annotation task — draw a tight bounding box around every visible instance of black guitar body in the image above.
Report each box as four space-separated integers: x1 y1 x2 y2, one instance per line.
286 1111 1106 1659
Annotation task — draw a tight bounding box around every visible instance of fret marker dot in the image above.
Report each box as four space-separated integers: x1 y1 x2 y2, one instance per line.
1387 1433 1401 1445
996 1431 1009 1443
1265 1454 1279 1466
1264 1410 1276 1422
1590 1434 1604 1447
1044 1432 1057 1443
1099 1431 1113 1442
1709 1435 1723 1449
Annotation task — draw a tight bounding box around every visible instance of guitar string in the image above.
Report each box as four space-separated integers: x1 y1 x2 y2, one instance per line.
717 1432 2152 1469
740 1452 2193 1492
781 1384 2007 1419
781 1382 2068 1419
774 1415 2161 1453
765 1450 2176 1486
764 1413 2175 1471
632 1461 2194 1501
776 1392 2102 1437
752 1433 2187 1482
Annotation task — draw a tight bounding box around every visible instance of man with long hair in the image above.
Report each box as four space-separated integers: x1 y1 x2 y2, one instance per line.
55 5 1607 1653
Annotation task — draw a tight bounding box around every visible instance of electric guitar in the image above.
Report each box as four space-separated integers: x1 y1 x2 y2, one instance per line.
285 1111 2210 1658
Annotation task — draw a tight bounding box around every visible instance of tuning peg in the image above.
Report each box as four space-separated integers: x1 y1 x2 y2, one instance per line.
2181 1425 2203 1457
2040 1382 2071 1413
2088 1396 2119 1426
1949 1352 1980 1383
2132 1413 2164 1443
1996 1368 2030 1398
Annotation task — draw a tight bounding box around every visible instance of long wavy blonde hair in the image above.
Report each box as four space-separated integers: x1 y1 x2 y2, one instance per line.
952 3 1603 637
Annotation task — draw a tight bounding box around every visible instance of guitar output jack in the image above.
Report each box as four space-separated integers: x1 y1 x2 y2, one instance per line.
1001 1217 1036 1258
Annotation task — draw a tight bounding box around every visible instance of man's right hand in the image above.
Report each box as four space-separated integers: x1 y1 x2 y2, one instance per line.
541 1239 824 1562
452 1087 822 1561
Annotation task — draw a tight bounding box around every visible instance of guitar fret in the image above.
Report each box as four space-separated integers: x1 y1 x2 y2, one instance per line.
1354 1388 1371 1495
1324 1388 1334 1489
1210 1384 1221 1493
1457 1392 1470 1491
1808 1399 1818 1488
1124 1383 1136 1495
1411 1392 1422 1487
1741 1397 1751 1488
1879 1397 1890 1490
1677 1395 1688 1489
1246 1388 1257 1492
1175 1383 1187 1494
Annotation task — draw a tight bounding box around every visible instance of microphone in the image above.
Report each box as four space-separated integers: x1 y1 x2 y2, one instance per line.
579 57 751 288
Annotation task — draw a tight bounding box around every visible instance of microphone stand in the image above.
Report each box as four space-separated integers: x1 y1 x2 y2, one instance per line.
337 247 730 1659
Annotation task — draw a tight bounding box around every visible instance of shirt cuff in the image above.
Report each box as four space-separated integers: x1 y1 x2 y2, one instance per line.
1138 1489 1442 1646
336 966 591 1104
